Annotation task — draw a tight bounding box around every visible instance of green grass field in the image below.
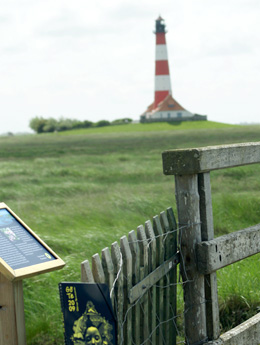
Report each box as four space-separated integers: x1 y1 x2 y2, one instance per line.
58 120 237 135
0 121 259 344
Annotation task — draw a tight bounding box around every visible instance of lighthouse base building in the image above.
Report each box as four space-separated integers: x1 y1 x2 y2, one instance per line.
141 94 207 123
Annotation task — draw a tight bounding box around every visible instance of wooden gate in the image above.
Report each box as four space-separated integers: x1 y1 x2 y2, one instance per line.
81 208 178 345
163 142 260 345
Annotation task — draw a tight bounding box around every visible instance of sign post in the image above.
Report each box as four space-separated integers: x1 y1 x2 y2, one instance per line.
0 203 65 345
0 274 26 345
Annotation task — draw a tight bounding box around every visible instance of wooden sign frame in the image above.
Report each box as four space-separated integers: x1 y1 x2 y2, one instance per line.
0 202 65 281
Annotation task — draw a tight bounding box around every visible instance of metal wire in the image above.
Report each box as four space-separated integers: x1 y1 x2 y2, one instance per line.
108 222 206 345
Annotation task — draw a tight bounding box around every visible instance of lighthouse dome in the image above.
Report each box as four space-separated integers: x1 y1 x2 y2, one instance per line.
155 16 166 33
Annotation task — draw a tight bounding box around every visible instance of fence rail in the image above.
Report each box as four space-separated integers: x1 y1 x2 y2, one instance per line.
196 223 260 274
204 312 260 345
162 142 260 174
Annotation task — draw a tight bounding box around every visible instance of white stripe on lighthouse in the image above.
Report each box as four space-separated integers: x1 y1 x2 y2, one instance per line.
154 75 172 92
156 45 168 61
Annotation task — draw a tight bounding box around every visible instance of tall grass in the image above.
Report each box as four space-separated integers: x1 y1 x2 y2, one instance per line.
0 122 259 344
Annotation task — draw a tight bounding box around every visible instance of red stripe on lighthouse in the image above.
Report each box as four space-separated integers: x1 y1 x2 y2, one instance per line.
155 60 169 75
156 33 166 45
155 91 169 107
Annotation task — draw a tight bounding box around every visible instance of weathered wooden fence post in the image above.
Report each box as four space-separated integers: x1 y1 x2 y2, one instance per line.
162 149 221 344
198 173 220 340
174 174 207 344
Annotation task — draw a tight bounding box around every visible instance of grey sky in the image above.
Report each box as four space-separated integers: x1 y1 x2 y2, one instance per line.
1 0 260 133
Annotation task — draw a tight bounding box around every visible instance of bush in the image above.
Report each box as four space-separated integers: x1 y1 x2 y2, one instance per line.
95 120 110 127
56 118 75 132
111 118 133 125
29 117 135 133
43 118 58 133
29 117 48 133
29 117 94 133
82 120 93 128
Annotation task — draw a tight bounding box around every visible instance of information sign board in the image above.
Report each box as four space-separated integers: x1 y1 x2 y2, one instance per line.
0 202 65 281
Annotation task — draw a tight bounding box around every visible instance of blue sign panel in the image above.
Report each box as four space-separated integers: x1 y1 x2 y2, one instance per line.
0 208 55 270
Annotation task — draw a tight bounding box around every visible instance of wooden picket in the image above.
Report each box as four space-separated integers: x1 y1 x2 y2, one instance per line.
144 220 156 344
128 230 140 345
153 215 165 344
81 207 178 345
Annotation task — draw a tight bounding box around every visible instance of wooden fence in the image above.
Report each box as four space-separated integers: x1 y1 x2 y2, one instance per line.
163 142 260 345
81 208 179 344
81 142 260 345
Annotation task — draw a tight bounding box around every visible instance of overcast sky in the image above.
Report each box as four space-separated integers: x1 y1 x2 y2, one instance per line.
1 0 260 133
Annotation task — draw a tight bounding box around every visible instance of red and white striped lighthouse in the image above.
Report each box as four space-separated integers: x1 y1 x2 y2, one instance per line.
154 16 172 109
140 17 206 122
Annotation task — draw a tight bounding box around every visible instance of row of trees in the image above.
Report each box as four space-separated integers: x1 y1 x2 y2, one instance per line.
29 117 133 134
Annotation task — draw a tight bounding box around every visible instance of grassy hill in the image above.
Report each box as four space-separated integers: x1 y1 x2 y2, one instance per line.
58 120 237 135
0 121 259 344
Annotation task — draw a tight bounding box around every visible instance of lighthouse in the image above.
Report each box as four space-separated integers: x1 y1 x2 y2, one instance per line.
154 16 172 109
141 16 206 122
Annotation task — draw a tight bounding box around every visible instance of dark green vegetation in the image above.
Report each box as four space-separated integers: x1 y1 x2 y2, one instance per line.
0 121 259 344
29 116 132 133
